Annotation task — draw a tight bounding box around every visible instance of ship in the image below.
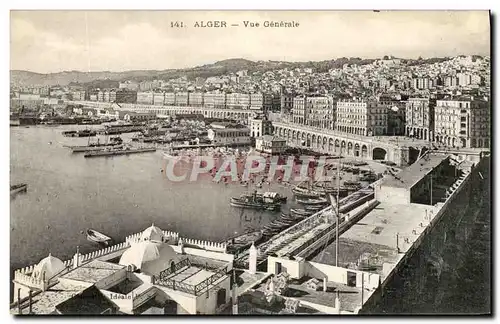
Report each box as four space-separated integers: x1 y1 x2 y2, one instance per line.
84 147 156 158
10 183 28 195
292 186 325 198
230 191 282 211
62 129 97 137
67 137 124 153
296 196 329 205
86 229 112 245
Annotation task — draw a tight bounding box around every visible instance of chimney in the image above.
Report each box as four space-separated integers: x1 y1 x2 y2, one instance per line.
248 242 257 274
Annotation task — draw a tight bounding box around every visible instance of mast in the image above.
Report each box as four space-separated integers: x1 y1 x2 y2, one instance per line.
335 158 340 268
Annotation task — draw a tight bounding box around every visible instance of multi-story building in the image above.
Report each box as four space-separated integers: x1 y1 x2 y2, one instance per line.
255 135 287 155
153 92 165 106
412 77 436 90
115 89 137 104
304 96 335 130
250 93 264 110
336 100 386 136
70 90 86 101
280 94 294 114
89 90 99 102
249 117 273 138
292 96 306 124
97 90 105 102
204 93 216 108
188 92 204 106
137 91 154 105
386 101 406 136
443 76 459 88
207 127 251 146
457 73 472 87
164 92 176 105
405 98 435 141
176 92 189 106
227 93 250 109
263 94 274 112
434 97 490 148
213 93 226 109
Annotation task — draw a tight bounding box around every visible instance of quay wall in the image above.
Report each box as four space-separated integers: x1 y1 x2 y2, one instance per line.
360 156 490 314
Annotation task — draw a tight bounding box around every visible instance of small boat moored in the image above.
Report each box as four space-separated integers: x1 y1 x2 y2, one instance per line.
10 183 28 195
296 196 328 205
86 229 112 245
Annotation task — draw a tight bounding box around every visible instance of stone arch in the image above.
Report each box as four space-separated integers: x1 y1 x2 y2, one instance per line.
485 139 489 148
452 138 456 148
341 140 346 154
361 145 368 158
447 137 451 147
471 138 476 147
460 138 467 148
354 143 360 157
322 137 327 150
373 147 387 160
311 134 316 148
307 133 311 147
335 139 340 153
424 129 428 141
293 130 297 140
347 142 353 156
408 147 420 165
478 138 483 148
329 138 334 152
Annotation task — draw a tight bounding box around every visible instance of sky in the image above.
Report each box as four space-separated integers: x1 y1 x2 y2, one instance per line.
10 10 491 73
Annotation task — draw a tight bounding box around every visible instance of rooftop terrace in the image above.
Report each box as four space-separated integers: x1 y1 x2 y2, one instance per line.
380 153 449 189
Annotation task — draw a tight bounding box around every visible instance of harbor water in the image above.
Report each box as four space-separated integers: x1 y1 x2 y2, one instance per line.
10 125 291 271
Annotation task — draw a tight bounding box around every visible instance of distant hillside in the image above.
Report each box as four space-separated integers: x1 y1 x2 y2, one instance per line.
11 55 473 87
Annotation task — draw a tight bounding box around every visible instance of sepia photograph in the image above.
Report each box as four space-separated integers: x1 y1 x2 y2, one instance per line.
9 10 491 315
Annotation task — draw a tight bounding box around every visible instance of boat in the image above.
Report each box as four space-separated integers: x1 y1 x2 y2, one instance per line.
290 208 315 217
305 205 324 212
230 191 286 210
10 183 27 195
62 129 97 137
84 147 156 158
68 136 124 153
62 130 77 137
296 196 328 205
292 186 324 198
226 230 263 246
86 229 112 245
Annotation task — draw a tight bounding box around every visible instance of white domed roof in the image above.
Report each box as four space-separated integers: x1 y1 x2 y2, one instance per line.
140 223 164 243
119 241 178 273
32 253 66 281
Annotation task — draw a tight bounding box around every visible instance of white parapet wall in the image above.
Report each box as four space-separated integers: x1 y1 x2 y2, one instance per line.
181 237 227 253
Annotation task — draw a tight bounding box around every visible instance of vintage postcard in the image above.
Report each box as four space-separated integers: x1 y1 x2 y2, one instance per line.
10 10 491 315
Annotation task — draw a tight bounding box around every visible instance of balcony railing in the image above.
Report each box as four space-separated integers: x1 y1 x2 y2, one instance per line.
158 258 191 281
154 262 228 296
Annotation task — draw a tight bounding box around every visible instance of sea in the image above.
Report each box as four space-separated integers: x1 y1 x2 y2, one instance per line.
10 125 291 271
